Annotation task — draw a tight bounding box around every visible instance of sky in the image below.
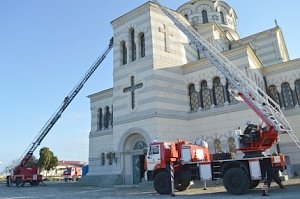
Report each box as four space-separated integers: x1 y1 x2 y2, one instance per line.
0 0 299 173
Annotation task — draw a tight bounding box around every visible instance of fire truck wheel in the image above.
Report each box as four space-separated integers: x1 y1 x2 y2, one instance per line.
15 177 22 187
153 171 171 195
174 181 190 191
249 180 260 189
223 167 250 195
30 181 40 186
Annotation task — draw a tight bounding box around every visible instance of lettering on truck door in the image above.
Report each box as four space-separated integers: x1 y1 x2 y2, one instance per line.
147 145 161 170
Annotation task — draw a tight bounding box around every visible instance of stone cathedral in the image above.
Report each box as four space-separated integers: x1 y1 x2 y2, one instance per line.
83 0 300 186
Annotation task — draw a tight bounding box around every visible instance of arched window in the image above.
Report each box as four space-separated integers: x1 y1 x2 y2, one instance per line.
140 33 145 58
184 14 189 20
110 106 113 128
220 12 225 24
228 137 236 153
281 82 295 109
202 10 208 23
214 139 221 153
200 80 211 109
213 77 224 106
104 106 110 129
133 141 147 150
295 79 300 105
121 41 127 65
101 152 105 165
189 84 199 111
269 85 280 105
130 29 136 61
226 80 238 104
97 108 103 130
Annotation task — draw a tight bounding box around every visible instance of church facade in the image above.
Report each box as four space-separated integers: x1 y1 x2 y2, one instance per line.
83 0 300 186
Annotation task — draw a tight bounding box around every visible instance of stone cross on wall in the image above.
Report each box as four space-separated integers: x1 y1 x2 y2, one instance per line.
159 24 173 52
123 76 143 109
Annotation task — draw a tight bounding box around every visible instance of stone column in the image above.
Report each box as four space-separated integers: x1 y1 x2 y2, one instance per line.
126 37 130 63
207 80 215 108
134 37 138 60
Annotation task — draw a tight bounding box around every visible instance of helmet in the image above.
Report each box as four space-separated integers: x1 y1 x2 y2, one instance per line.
246 120 252 125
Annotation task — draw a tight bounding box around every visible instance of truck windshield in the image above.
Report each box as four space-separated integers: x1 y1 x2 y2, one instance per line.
64 168 71 172
148 145 160 156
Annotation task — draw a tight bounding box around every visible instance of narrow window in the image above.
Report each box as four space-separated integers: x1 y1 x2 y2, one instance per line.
97 108 103 130
281 82 295 109
130 29 136 61
220 12 225 24
226 80 238 104
200 80 211 109
184 14 189 20
213 77 224 107
101 153 105 165
121 41 127 65
188 84 199 111
197 49 201 60
104 106 110 129
295 79 300 105
110 106 113 128
202 10 208 23
140 33 145 58
269 85 280 105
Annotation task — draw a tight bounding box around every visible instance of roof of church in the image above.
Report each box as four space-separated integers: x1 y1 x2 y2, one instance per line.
263 58 300 75
88 88 113 100
181 44 263 74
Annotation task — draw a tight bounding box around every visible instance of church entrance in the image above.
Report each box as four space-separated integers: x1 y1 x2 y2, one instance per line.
132 155 145 184
132 141 147 184
122 133 147 185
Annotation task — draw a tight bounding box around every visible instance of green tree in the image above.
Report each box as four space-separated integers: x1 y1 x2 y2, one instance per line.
25 156 39 168
38 147 58 173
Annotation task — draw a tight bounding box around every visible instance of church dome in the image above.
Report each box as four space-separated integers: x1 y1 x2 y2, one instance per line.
177 0 238 36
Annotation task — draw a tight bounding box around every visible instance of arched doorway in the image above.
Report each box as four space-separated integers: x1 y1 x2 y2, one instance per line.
121 132 148 184
132 141 147 184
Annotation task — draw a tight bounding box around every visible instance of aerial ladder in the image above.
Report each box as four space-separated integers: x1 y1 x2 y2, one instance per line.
7 37 113 187
152 0 300 152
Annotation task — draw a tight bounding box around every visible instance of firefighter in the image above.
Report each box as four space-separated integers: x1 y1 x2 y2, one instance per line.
261 160 284 190
242 121 259 143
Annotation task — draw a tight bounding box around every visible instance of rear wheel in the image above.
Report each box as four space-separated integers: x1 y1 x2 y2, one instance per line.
249 180 260 189
223 167 250 195
15 177 23 187
174 181 190 191
153 171 171 195
30 181 40 186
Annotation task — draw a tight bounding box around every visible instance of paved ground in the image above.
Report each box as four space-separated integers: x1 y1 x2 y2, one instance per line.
0 178 300 199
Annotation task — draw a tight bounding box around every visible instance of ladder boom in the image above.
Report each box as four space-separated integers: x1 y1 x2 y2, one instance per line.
152 0 300 149
17 38 114 168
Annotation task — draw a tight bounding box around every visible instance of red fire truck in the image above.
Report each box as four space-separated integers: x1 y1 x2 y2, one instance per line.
145 0 300 196
6 38 113 187
145 134 286 195
63 167 82 181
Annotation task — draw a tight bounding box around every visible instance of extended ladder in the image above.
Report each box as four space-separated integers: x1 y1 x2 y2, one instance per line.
17 38 114 167
152 0 300 149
